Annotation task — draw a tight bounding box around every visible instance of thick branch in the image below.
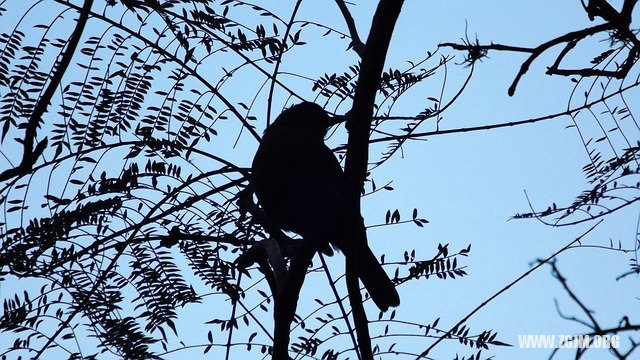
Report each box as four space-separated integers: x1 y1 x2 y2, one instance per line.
345 0 404 220
621 0 639 19
272 241 315 359
344 1 405 359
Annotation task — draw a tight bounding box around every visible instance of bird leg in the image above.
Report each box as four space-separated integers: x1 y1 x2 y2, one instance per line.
235 185 297 294
264 238 287 292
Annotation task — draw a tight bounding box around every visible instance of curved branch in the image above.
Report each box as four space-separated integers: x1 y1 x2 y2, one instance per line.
0 0 93 182
508 23 614 95
266 0 302 126
344 1 405 359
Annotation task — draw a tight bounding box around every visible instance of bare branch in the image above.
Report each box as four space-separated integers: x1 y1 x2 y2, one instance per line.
439 42 535 53
344 1 405 358
508 23 614 95
546 260 639 359
363 79 640 146
547 260 600 330
319 253 361 359
266 0 303 126
335 0 365 57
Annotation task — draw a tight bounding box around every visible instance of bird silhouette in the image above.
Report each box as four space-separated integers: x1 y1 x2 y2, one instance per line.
251 102 400 311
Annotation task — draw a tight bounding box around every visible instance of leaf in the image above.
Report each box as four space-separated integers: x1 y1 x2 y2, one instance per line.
391 209 400 223
79 156 97 163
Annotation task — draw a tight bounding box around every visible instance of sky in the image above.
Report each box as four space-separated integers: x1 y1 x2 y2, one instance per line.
0 1 638 359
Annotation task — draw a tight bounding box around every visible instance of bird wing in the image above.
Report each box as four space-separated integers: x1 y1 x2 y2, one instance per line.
252 132 345 240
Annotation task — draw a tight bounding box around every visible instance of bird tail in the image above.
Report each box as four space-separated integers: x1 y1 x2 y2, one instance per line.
357 245 400 312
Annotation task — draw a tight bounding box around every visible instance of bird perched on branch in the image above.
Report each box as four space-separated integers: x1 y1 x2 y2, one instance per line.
251 102 400 311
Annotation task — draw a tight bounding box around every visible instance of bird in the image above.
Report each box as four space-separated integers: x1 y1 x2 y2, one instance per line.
251 102 400 311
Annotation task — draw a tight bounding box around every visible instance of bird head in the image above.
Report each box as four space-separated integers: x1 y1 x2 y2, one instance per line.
268 102 344 139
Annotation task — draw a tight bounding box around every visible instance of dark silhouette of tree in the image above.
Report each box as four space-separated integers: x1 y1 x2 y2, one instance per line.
0 1 637 359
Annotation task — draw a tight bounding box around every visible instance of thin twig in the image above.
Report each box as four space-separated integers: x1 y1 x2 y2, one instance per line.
363 79 640 146
439 42 535 53
266 0 302 126
546 260 637 359
225 273 243 360
319 254 361 360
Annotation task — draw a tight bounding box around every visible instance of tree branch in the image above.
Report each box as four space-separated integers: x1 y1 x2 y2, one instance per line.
54 0 263 143
442 0 640 95
548 260 600 331
335 0 365 57
344 1 405 359
546 259 637 359
508 23 614 95
0 0 94 183
440 22 618 95
439 42 535 53
272 241 315 359
363 79 640 145
266 0 302 126
319 253 361 360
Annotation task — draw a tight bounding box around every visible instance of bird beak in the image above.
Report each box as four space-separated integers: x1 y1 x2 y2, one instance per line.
328 115 345 127
328 109 351 127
